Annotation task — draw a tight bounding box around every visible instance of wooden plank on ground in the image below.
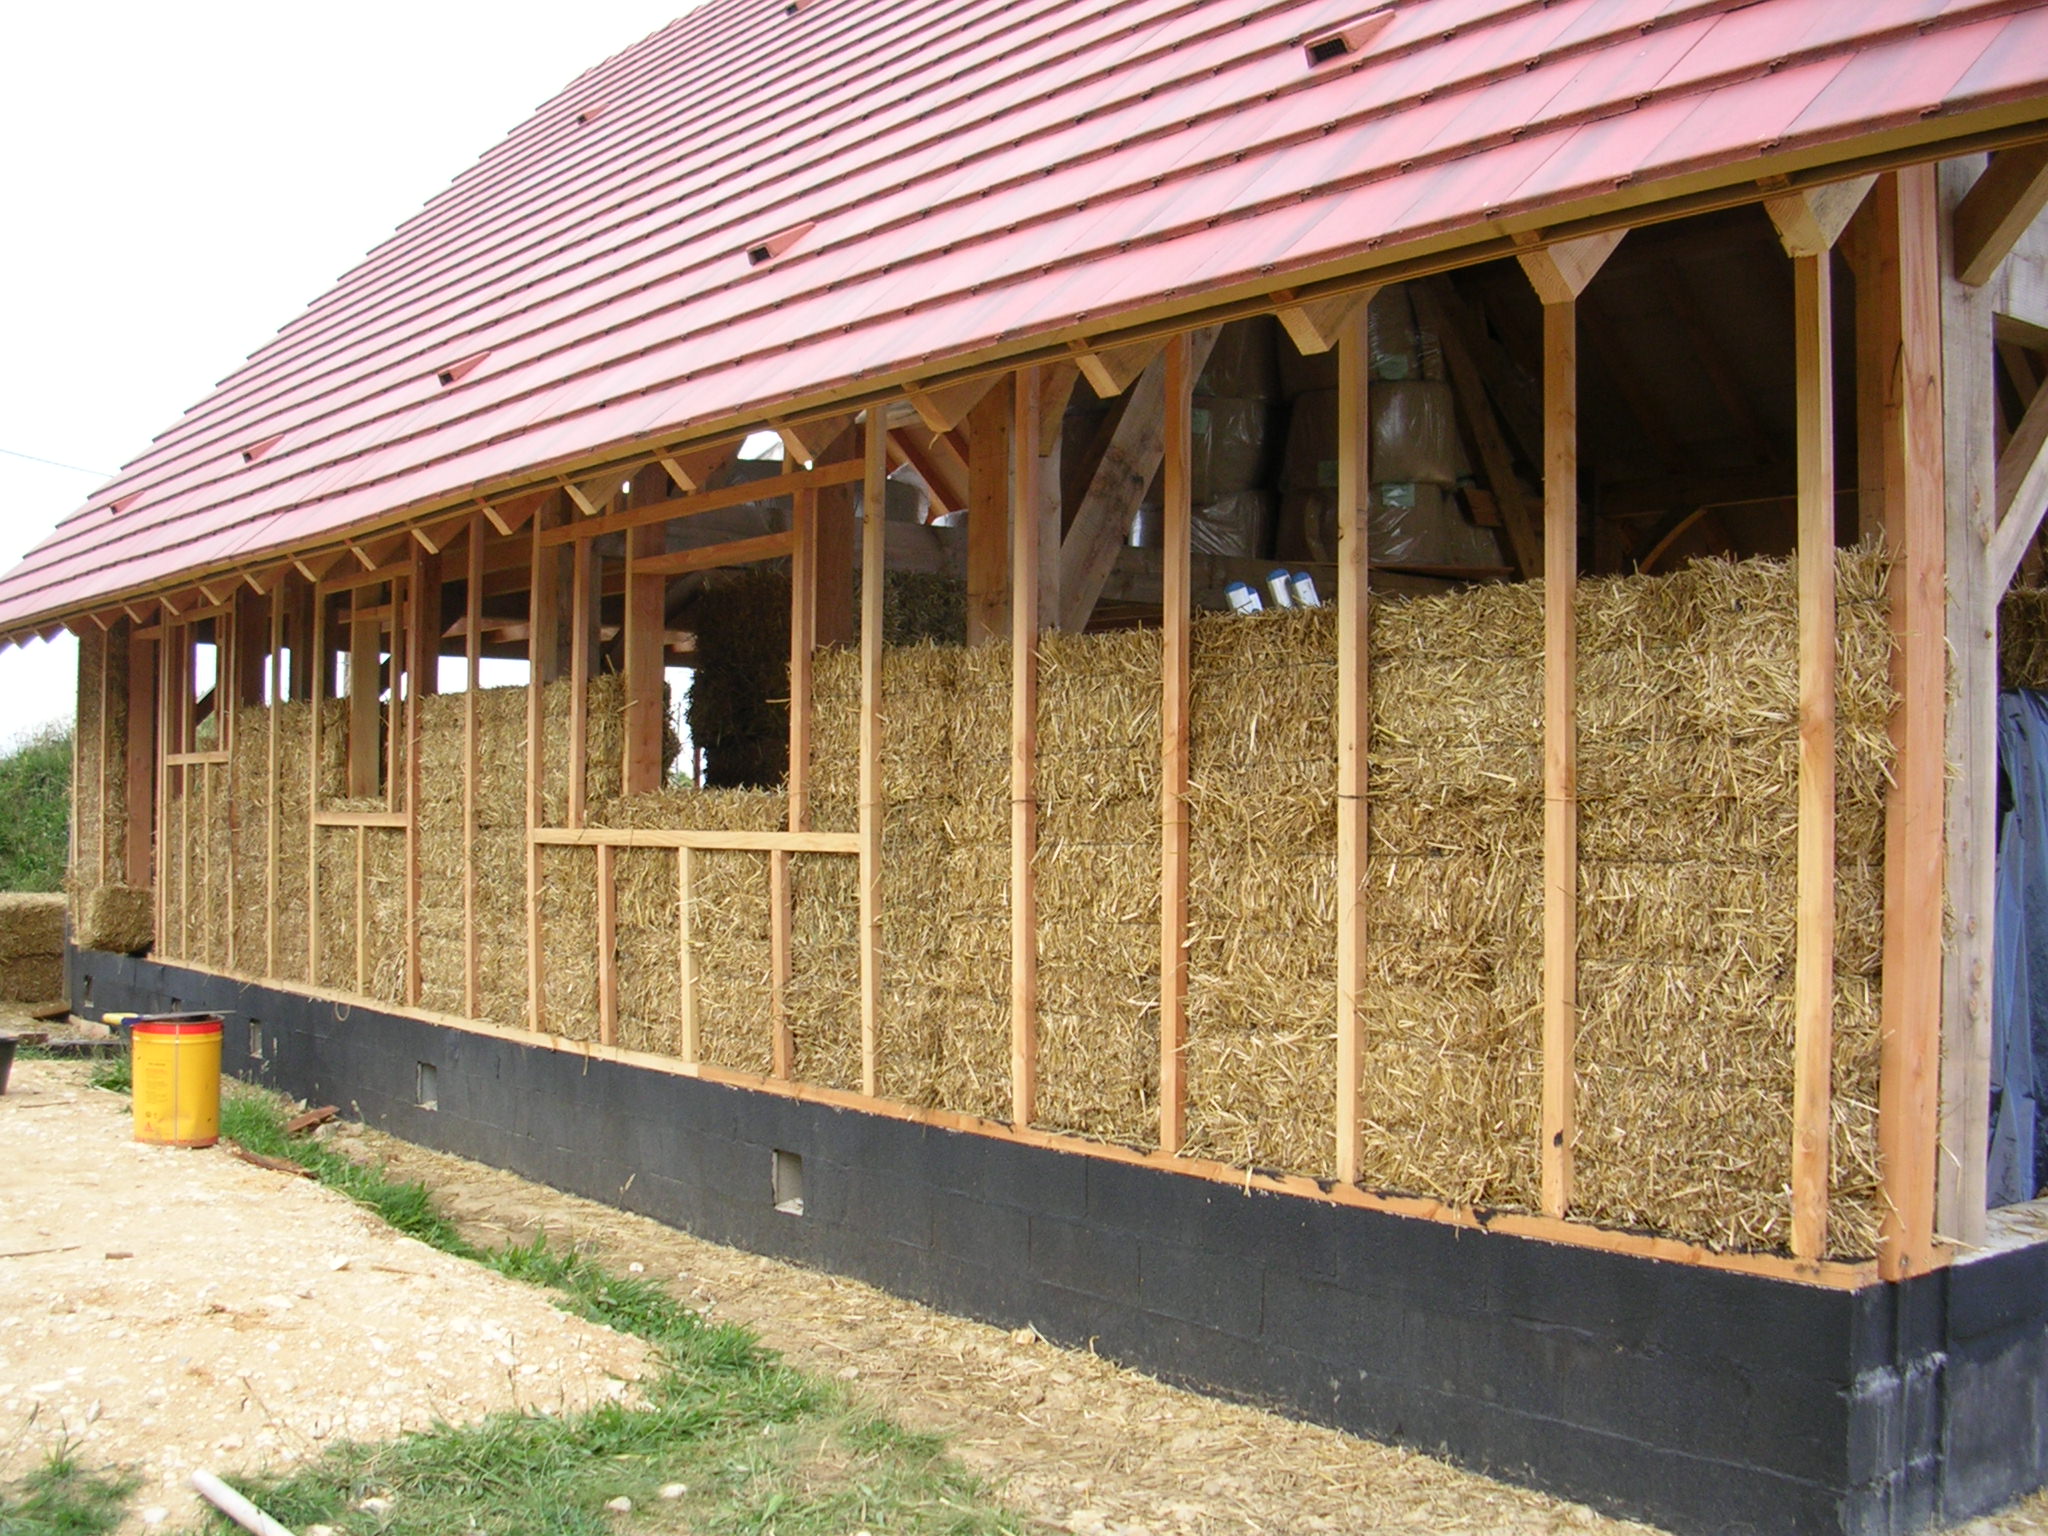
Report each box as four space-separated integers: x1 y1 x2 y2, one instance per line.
1012 366 1042 1128
1877 165 1948 1282
1335 305 1370 1187
1160 333 1193 1156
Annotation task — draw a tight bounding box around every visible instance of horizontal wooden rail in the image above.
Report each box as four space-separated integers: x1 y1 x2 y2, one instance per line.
631 530 794 579
164 750 231 767
531 826 859 853
313 810 411 828
320 561 412 595
539 459 864 548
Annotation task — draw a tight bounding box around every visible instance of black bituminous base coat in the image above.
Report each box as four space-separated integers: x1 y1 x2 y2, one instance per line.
72 949 2048 1536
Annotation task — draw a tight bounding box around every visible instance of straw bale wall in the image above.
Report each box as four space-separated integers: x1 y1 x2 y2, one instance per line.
2002 587 2048 690
69 626 149 953
158 548 1897 1256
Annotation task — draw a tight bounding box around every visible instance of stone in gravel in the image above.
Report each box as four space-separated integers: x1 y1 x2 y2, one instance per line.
605 1495 634 1513
659 1483 688 1499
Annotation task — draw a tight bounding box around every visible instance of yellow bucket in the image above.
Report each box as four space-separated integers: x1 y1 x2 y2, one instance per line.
130 1015 223 1148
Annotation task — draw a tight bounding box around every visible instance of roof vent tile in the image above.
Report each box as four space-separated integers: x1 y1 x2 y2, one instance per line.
577 102 607 125
747 221 816 266
438 351 491 387
242 434 283 463
1304 9 1395 67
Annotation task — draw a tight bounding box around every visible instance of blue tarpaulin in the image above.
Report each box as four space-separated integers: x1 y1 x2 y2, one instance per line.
1990 689 2048 1206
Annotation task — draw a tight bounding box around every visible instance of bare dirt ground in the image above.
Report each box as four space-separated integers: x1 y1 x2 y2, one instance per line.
0 1058 648 1534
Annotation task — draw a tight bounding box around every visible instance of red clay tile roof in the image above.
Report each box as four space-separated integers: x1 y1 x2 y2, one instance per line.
6 0 2047 634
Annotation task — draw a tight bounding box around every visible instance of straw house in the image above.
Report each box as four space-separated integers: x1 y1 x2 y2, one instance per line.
8 3 2048 1529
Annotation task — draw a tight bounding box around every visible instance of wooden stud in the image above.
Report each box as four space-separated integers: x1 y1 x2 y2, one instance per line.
1540 297 1581 1221
1990 381 2048 587
221 606 237 972
527 503 557 1033
1955 144 2048 288
1012 367 1042 1128
623 524 666 796
541 460 863 547
1790 250 1837 1260
774 486 820 1080
597 841 618 1046
1877 165 1947 1282
354 823 367 994
859 410 888 1098
1160 333 1193 1156
404 556 425 1006
966 380 1013 646
567 536 593 828
266 591 282 978
1938 160 1999 1246
1335 306 1370 1187
156 628 172 955
464 513 484 1017
677 846 699 1063
1846 191 1906 545
307 594 324 983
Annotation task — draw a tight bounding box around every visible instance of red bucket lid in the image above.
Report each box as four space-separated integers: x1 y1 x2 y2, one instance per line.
130 1013 223 1036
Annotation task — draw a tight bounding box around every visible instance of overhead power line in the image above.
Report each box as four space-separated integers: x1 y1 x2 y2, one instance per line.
0 445 114 479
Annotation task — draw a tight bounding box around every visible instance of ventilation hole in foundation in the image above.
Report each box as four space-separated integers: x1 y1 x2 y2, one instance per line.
81 974 92 1007
416 1062 438 1111
169 997 181 1012
773 1149 804 1215
249 1022 264 1061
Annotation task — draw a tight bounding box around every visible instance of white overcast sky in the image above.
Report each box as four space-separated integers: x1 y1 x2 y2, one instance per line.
0 0 691 749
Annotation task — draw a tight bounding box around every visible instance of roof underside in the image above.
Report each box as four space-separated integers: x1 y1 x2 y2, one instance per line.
7 0 2048 635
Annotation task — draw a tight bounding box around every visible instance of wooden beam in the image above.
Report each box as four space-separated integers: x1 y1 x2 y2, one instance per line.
1160 332 1193 1156
1037 362 1082 457
966 379 1013 645
354 823 368 994
1956 144 2048 287
1012 366 1042 1130
597 842 618 1046
1766 177 1876 258
906 376 997 436
816 428 860 650
1070 336 1163 399
526 503 555 1033
631 530 793 578
1939 159 1999 1248
773 485 820 1081
265 597 282 976
534 826 861 852
1409 281 1540 578
677 847 699 1063
1273 288 1370 355
859 410 888 1099
777 413 857 465
1535 292 1581 1220
403 554 425 1005
541 460 863 547
1847 190 1905 545
567 536 593 829
1791 250 1837 1261
1335 304 1370 1188
1989 377 2048 587
464 512 483 1018
658 443 738 493
410 513 470 556
891 427 968 515
1877 165 1947 1282
1516 230 1625 307
1058 327 1222 631
306 596 323 981
623 524 666 797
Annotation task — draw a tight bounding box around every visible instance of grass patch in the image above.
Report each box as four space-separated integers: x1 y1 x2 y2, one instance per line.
190 1086 1021 1536
0 724 70 893
0 1446 137 1535
86 1052 130 1094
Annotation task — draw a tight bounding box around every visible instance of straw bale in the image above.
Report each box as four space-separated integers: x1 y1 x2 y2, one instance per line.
0 956 62 1003
0 893 64 962
229 707 271 971
268 701 315 984
473 686 530 1028
75 884 153 954
70 627 108 896
2001 587 2048 691
313 825 357 993
364 825 407 1005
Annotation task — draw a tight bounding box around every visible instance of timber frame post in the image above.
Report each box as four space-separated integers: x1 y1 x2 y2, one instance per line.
1334 298 1376 1186
1876 165 1949 1281
1159 333 1193 1155
1012 365 1042 1128
1767 176 1869 1258
859 413 888 1098
1517 229 1621 1219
